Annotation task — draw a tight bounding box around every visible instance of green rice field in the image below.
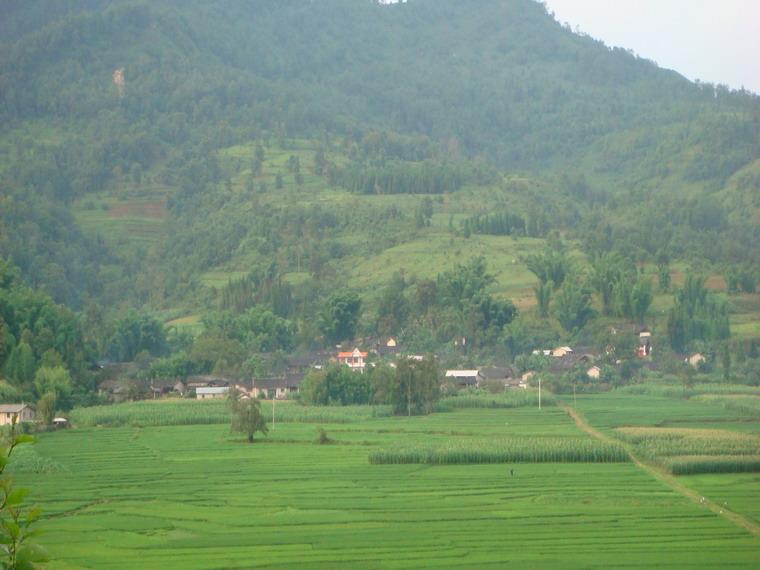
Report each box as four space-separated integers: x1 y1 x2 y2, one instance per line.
17 399 760 568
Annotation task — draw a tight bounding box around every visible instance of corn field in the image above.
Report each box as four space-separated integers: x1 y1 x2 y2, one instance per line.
614 427 760 474
615 427 760 457
662 455 760 475
71 400 392 427
436 390 554 411
693 395 760 417
619 384 760 399
369 437 629 465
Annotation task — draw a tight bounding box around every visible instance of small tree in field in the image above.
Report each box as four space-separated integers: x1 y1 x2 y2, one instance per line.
231 397 268 443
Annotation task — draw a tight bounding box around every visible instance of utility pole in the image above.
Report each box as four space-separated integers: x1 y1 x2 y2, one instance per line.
538 376 542 410
272 391 275 430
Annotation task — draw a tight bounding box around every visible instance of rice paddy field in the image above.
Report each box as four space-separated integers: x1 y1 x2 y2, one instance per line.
575 390 760 536
16 396 760 568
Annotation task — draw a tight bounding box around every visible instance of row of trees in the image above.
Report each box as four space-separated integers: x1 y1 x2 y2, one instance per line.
667 275 730 353
299 358 441 415
337 161 467 195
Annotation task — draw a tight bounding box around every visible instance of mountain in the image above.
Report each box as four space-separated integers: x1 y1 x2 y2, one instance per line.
0 0 758 319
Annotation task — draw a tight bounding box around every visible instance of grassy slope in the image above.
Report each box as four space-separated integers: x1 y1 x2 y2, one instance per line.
23 404 760 568
61 136 760 340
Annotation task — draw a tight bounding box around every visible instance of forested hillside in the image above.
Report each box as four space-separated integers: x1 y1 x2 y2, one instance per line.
1 0 759 396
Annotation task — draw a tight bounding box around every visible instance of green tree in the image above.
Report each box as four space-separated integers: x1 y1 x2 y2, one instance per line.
106 312 167 362
390 357 440 416
319 290 361 343
667 274 730 352
230 397 268 443
189 333 246 373
721 344 731 382
591 252 628 316
33 367 72 411
553 279 594 333
298 365 370 405
534 280 552 318
526 249 570 290
3 342 35 386
0 420 48 569
630 278 653 323
658 266 671 292
36 392 57 426
376 274 409 336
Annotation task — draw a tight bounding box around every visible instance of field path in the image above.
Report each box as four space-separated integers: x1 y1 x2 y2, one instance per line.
563 404 760 539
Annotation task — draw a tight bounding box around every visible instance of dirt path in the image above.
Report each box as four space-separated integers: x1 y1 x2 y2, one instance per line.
563 405 760 539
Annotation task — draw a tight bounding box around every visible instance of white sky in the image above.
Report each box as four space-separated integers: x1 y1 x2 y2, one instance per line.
544 0 760 94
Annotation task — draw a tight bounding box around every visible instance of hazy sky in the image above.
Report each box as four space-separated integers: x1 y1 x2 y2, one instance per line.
544 0 760 94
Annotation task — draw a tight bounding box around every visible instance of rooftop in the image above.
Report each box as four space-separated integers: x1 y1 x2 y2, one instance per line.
0 404 31 413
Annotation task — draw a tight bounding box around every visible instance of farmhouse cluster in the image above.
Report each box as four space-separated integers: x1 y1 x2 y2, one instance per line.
3 328 714 425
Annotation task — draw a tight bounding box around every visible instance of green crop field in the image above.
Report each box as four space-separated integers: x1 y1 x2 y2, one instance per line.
16 400 760 568
573 390 760 528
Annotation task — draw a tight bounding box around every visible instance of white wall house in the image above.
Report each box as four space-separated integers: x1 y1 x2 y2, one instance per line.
196 387 230 400
0 404 35 426
337 348 368 372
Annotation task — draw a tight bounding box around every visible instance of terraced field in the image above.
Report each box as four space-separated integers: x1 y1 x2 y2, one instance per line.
19 402 760 568
575 391 760 530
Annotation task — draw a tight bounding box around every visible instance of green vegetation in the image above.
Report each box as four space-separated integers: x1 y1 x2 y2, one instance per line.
2 2 760 565
0 0 757 376
229 396 268 443
663 456 760 476
0 422 48 569
368 437 628 465
17 402 760 568
69 400 392 428
436 390 553 410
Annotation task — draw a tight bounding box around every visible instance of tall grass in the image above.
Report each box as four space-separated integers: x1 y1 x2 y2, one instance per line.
369 437 628 465
436 390 553 411
71 400 392 427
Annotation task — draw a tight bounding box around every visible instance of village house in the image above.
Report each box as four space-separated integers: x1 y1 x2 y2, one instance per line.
445 370 479 388
286 352 328 373
373 337 399 358
336 348 368 373
248 374 305 400
548 348 598 375
195 386 229 400
587 366 601 379
636 331 653 358
186 375 231 390
149 378 186 398
551 346 574 358
477 366 525 389
686 353 706 369
0 404 35 426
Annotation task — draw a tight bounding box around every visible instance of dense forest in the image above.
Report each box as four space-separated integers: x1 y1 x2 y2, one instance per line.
1 0 759 405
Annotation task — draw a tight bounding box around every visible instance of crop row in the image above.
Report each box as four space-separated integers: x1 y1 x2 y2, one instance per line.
615 427 760 457
693 395 760 417
71 400 392 427
661 455 760 475
369 437 629 465
436 390 554 411
619 383 760 399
